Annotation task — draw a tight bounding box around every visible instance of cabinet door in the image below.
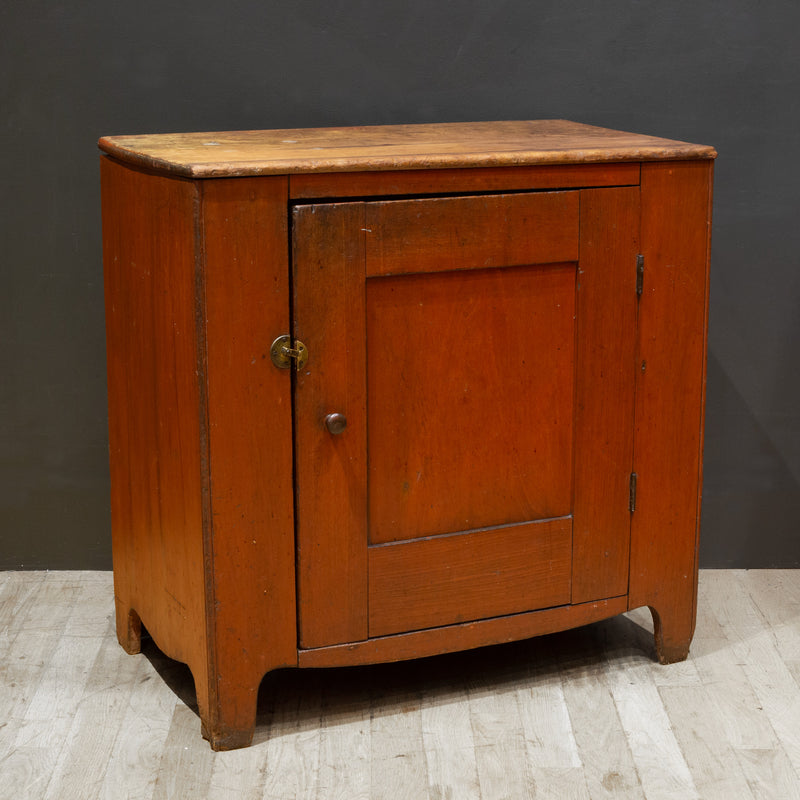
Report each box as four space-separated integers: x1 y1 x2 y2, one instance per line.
293 188 639 649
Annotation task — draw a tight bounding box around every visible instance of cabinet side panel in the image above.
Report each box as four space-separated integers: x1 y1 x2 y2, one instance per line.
629 161 713 654
201 177 298 692
101 157 208 676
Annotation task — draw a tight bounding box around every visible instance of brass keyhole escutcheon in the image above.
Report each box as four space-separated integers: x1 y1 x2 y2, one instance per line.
270 335 308 371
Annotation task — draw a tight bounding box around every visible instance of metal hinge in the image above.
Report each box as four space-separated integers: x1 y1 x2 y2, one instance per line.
629 472 638 512
636 254 644 297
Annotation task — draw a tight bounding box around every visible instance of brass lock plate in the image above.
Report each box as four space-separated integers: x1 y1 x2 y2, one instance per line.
270 335 309 371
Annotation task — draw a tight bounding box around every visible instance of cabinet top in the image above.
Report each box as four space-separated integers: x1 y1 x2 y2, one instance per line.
98 119 716 178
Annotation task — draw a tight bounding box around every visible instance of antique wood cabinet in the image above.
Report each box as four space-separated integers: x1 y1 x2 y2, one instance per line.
99 121 715 750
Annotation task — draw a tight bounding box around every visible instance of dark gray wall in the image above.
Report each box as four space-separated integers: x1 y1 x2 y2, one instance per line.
2 1 798 569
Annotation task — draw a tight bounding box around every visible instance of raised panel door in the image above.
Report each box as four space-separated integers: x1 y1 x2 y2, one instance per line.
293 188 639 649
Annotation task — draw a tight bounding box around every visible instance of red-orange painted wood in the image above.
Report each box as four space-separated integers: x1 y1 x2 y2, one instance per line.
571 187 640 603
629 160 713 663
369 517 572 636
366 263 577 543
292 202 369 649
101 122 715 750
200 176 297 748
101 156 210 708
299 595 628 668
289 162 640 199
364 191 578 277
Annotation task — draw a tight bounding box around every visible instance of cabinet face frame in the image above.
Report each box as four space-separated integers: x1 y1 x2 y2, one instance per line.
102 138 713 750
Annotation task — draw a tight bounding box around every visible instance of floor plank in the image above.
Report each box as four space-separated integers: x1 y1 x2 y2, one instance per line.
469 676 533 799
315 674 371 800
2 569 800 800
99 652 178 800
518 651 582 770
151 704 218 800
259 671 323 800
601 619 700 799
658 684 756 800
736 747 800 800
558 627 645 800
370 674 429 800
420 678 481 799
42 635 141 800
205 742 268 800
703 570 800 780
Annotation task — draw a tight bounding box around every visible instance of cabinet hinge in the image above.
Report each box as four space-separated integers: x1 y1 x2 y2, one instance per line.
636 254 644 297
629 472 638 512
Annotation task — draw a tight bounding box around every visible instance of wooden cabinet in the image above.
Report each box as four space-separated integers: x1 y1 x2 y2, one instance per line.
99 120 715 750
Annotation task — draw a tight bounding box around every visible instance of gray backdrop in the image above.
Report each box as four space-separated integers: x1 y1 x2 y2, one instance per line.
2 0 798 569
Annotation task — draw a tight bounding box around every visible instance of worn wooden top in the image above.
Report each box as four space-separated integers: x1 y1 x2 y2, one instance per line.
98 120 716 178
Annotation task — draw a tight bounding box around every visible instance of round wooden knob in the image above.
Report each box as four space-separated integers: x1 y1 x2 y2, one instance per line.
324 413 347 435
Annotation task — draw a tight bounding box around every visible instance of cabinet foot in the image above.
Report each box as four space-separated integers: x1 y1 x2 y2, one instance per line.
115 601 142 655
196 675 262 751
648 604 694 665
202 721 257 752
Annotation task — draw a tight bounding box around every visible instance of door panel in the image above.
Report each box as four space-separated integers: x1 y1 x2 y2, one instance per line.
367 262 576 544
365 191 578 276
369 517 571 636
293 187 638 649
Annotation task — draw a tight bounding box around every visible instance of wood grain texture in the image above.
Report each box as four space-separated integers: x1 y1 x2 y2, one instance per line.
600 610 702 800
693 577 778 750
369 683 428 800
299 596 628 668
290 162 640 199
101 157 211 693
1 578 97 759
6 571 800 798
259 673 323 799
292 202 369 649
369 518 572 636
606 667 699 798
421 684 481 799
10 578 113 796
628 160 714 663
200 176 297 749
41 636 142 800
152 704 218 799
518 660 582 771
659 685 757 800
571 187 639 603
99 126 716 753
703 571 800 780
317 682 372 800
0 575 78 763
366 263 576 543
99 651 177 800
469 677 532 798
364 191 578 277
206 745 268 800
558 644 646 799
98 120 716 178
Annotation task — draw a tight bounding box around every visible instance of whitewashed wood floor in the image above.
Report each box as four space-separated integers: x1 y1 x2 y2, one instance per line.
1 569 799 800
